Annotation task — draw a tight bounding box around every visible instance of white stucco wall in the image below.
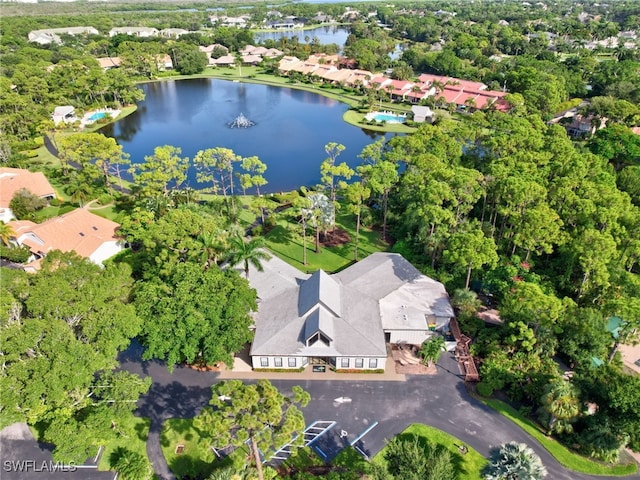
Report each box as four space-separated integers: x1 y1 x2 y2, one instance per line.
0 208 15 223
335 356 386 371
251 356 308 369
251 355 387 371
89 241 123 266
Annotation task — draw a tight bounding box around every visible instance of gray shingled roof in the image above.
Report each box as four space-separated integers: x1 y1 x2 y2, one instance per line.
299 269 341 317
248 252 452 357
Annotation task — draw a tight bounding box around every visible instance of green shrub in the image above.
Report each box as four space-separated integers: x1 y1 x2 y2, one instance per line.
49 198 61 207
476 381 494 397
0 244 32 263
97 193 113 206
59 205 75 215
264 215 276 228
272 190 300 204
251 225 264 236
253 367 305 373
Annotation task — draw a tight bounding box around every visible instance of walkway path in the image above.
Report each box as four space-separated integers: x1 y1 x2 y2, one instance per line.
118 341 638 480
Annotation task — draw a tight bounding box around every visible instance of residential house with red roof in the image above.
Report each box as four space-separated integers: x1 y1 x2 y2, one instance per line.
0 168 56 223
8 208 123 272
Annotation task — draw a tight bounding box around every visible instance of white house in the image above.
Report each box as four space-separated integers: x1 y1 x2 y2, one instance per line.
28 26 98 45
159 28 188 39
51 105 77 125
109 27 159 38
411 105 435 123
246 252 454 372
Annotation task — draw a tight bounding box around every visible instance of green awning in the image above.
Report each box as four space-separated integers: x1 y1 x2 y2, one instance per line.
607 316 624 339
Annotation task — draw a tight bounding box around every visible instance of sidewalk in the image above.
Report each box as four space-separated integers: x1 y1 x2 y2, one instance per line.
218 349 406 382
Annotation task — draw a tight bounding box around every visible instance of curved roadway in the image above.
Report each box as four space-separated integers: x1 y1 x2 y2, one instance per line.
118 342 639 480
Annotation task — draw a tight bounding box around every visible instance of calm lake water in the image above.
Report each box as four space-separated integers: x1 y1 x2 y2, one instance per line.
101 79 396 193
254 26 350 48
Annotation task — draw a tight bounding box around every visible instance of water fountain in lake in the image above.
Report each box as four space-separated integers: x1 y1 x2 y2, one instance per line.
229 113 255 128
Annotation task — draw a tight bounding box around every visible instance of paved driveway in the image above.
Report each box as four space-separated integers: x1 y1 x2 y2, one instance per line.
118 341 639 480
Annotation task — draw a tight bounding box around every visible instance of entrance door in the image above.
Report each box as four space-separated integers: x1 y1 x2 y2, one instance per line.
310 357 335 366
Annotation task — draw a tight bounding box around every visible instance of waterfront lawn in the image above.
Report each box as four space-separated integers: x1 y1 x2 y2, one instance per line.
343 110 416 134
483 398 638 476
264 206 389 273
98 417 151 471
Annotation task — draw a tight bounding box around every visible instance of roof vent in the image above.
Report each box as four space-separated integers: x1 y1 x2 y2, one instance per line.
92 226 98 231
79 232 85 237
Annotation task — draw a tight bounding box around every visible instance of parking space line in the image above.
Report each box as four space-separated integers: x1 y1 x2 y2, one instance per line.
350 421 379 446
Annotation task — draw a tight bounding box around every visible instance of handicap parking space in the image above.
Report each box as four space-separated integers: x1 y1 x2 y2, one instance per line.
308 418 380 462
309 425 350 462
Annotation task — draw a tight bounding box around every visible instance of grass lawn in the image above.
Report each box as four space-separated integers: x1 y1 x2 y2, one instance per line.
483 398 638 476
264 207 390 273
97 417 151 471
32 204 75 223
87 203 121 222
332 423 486 480
161 418 237 479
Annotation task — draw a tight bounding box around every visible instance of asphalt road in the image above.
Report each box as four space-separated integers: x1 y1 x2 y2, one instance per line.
118 341 640 480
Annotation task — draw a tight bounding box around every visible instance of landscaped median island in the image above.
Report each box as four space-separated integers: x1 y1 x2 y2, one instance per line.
161 419 486 480
332 424 487 480
97 417 152 473
482 398 638 476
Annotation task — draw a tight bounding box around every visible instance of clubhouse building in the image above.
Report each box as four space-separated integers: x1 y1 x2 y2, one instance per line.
247 252 454 372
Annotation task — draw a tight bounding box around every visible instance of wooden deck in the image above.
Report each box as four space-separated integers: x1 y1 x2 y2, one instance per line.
449 317 480 382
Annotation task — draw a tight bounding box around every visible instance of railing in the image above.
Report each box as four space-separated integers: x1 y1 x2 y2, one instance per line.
449 317 480 382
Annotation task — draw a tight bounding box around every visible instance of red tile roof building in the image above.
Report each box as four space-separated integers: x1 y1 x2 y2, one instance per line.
278 56 511 112
0 168 56 223
8 208 123 272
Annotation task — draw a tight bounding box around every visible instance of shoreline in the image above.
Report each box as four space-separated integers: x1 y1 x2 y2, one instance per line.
134 69 417 134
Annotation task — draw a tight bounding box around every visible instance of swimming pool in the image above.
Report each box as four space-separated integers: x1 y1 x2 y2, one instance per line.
88 111 107 121
366 111 406 123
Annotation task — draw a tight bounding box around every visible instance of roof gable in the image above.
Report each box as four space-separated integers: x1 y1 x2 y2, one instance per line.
299 269 341 317
304 306 335 343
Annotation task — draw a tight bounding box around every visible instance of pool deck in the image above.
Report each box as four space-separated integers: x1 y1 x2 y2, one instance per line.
364 110 407 123
80 108 121 128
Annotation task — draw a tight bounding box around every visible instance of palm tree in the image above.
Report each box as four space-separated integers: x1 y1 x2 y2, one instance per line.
0 221 16 246
419 335 446 367
110 447 152 480
306 193 333 254
198 229 226 269
537 380 581 435
451 288 482 320
483 442 547 480
226 234 271 279
66 177 93 207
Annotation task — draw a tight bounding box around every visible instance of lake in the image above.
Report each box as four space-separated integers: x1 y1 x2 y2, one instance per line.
254 26 350 48
100 79 397 193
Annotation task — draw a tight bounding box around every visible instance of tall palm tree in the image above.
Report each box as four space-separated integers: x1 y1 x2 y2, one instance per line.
0 221 16 246
226 234 271 279
66 176 93 207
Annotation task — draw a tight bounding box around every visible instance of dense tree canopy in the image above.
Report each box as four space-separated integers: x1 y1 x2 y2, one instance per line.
195 380 310 480
0 252 149 462
135 262 256 369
